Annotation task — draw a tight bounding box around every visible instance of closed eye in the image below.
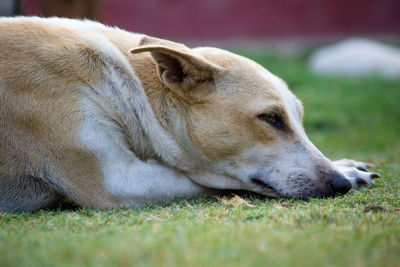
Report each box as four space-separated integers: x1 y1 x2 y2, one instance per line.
257 113 285 130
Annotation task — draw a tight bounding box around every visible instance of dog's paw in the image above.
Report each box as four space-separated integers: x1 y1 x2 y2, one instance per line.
333 159 381 189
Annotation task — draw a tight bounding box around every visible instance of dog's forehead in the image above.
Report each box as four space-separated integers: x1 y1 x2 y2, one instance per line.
206 50 293 100
196 47 302 122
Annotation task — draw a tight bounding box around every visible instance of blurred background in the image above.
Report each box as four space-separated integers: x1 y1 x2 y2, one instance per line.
0 0 398 44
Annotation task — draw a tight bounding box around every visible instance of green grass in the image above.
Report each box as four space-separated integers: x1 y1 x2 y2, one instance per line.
1 50 399 267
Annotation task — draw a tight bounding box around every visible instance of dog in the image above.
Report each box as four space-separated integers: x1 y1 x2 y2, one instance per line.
0 17 381 212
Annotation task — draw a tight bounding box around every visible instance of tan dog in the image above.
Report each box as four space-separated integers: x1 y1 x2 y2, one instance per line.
0 17 380 212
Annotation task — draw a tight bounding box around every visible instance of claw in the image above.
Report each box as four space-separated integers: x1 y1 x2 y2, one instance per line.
370 173 381 179
356 166 368 172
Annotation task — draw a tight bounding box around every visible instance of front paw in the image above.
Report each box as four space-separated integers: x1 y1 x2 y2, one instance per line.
333 159 381 189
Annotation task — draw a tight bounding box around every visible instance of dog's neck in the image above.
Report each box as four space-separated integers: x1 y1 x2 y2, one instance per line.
105 33 182 131
128 54 211 170
129 54 180 129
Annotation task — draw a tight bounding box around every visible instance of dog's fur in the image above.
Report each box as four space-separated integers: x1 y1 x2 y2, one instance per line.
0 17 380 211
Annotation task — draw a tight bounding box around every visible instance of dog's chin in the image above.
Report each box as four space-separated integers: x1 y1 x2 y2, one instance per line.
248 178 338 199
186 172 246 190
248 177 281 197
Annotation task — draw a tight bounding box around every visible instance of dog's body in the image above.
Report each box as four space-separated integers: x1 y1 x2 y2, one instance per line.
0 17 380 211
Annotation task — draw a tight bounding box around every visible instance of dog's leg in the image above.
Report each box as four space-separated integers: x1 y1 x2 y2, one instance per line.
101 156 212 207
333 159 381 189
110 159 213 207
79 118 211 208
0 175 61 212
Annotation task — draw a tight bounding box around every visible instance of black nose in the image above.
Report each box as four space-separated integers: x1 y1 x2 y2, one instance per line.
329 171 351 195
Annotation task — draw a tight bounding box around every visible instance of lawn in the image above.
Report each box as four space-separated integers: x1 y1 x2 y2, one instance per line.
1 49 399 267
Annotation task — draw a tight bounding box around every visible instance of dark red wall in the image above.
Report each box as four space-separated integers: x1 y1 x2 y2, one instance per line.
22 0 400 40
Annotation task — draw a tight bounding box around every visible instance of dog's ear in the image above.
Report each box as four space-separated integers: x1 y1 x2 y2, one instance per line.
130 36 224 90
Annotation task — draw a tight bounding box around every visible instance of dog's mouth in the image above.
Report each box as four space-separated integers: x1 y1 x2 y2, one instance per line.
251 177 275 190
250 177 280 197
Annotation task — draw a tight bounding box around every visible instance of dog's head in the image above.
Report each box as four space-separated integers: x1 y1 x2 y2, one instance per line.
130 36 351 198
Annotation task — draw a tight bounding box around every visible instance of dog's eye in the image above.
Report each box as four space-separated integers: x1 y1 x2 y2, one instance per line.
257 113 285 129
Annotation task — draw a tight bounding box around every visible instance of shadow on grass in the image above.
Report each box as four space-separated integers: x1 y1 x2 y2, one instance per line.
41 190 309 214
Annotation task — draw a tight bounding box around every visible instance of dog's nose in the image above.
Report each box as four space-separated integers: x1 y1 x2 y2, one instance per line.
329 171 351 195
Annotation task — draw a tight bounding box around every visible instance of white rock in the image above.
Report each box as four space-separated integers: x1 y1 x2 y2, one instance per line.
309 38 400 79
